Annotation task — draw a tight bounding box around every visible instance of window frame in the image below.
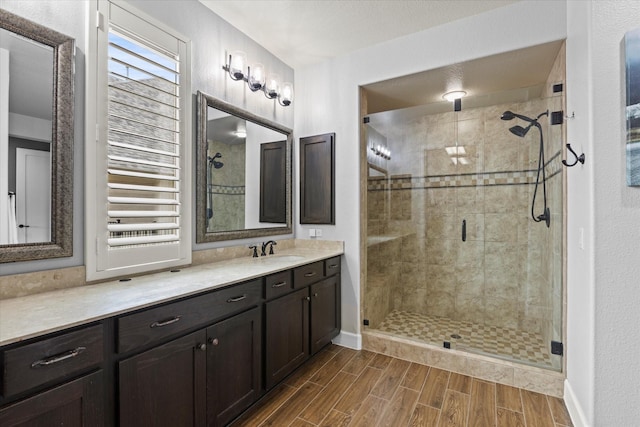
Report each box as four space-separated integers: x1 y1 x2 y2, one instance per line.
85 0 192 281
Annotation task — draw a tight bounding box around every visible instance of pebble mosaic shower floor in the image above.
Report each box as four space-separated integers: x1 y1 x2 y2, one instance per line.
375 310 554 368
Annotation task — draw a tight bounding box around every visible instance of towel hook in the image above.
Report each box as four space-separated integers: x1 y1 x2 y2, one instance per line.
562 143 585 167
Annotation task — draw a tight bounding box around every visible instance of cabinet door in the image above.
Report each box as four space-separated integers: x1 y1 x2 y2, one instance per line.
207 308 262 427
119 331 207 427
299 133 335 224
265 288 309 389
0 371 104 427
310 275 341 355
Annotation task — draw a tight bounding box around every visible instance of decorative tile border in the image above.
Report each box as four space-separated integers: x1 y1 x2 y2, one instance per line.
208 184 245 195
368 150 562 191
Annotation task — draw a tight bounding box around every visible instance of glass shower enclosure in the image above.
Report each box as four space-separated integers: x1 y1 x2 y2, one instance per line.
363 88 564 371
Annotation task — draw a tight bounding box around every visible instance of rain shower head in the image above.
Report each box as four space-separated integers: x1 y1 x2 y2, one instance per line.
501 110 535 123
509 124 532 138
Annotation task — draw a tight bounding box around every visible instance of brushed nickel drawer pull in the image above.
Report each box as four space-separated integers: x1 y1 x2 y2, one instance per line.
328 264 338 268
150 316 182 328
227 294 247 303
31 347 86 368
272 281 287 288
304 272 316 277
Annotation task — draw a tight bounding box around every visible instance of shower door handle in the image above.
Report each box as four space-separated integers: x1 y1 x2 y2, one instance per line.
461 219 466 242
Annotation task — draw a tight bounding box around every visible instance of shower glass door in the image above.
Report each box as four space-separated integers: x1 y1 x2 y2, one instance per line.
364 90 564 371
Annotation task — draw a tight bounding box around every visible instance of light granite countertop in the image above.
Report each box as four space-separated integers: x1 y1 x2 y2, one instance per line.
0 244 343 347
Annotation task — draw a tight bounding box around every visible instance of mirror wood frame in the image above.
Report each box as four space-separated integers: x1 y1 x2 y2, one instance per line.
196 91 292 243
0 9 74 263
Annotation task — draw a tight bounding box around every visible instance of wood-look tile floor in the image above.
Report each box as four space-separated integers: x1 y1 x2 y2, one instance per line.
231 345 573 427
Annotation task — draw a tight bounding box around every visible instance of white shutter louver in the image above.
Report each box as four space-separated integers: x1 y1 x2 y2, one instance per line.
107 30 181 249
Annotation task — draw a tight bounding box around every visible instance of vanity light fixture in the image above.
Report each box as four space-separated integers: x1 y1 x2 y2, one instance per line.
223 51 293 107
371 144 391 160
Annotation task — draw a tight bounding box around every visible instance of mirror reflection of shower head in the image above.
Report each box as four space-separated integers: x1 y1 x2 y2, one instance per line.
208 152 224 169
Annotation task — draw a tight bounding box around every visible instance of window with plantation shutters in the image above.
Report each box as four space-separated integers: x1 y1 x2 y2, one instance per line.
86 1 191 281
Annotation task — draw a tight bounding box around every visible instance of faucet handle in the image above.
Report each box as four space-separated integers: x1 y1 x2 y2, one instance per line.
248 245 258 258
269 241 277 255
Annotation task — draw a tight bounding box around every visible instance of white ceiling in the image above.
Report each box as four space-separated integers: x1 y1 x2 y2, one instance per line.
0 28 54 121
199 0 518 69
199 1 564 116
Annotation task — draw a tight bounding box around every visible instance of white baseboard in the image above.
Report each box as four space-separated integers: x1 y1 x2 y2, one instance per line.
333 331 361 350
564 379 590 427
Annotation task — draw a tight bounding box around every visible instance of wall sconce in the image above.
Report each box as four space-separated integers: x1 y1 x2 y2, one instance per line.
223 51 293 107
371 144 391 160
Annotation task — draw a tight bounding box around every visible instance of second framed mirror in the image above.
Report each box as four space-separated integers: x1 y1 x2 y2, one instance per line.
196 91 292 243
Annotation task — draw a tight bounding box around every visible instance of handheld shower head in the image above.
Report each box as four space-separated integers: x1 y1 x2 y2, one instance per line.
509 124 532 138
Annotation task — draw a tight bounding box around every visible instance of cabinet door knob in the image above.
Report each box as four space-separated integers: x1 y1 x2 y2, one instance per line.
305 296 311 301
313 293 319 297
196 343 207 351
209 338 219 346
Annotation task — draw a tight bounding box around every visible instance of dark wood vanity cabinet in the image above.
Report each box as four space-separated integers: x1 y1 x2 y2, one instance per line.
207 307 262 427
264 287 310 389
0 255 341 427
0 324 105 426
310 275 341 355
0 371 104 426
119 330 207 427
264 257 341 390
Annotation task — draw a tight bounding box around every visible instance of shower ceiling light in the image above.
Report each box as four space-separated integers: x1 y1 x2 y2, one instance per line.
442 90 467 102
223 51 293 107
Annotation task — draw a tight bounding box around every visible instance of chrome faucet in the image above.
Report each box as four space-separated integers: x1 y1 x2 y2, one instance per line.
261 240 277 256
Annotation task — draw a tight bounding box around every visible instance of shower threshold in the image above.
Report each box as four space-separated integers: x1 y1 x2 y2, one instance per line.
373 310 556 370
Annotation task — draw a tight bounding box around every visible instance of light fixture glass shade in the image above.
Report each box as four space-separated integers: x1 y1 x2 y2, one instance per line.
229 50 247 80
279 82 293 106
265 73 280 99
248 63 265 91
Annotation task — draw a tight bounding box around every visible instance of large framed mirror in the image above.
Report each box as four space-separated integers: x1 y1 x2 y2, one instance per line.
196 91 292 243
0 9 74 262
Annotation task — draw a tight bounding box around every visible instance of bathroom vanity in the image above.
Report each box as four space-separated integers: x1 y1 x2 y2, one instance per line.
0 247 342 426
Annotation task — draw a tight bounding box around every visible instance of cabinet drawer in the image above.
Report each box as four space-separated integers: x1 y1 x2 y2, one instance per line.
265 270 293 300
324 256 341 276
293 261 324 288
2 324 104 397
117 279 262 354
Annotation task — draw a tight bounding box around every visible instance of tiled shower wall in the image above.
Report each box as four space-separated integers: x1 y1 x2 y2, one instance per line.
366 90 564 353
206 140 246 232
